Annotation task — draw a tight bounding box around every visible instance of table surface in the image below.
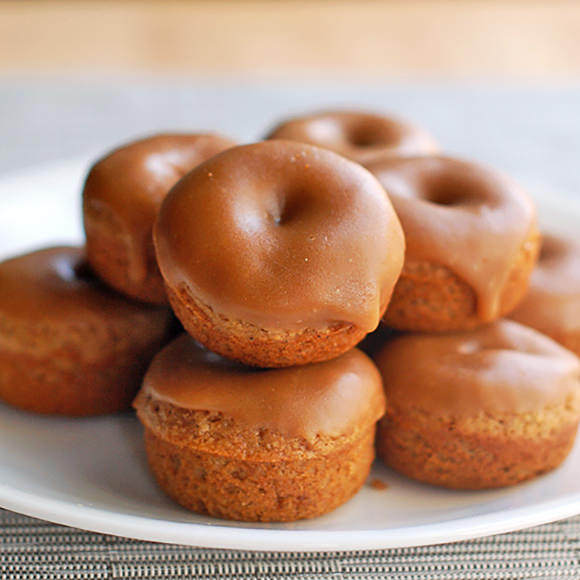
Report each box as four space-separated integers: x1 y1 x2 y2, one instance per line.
0 79 579 579
1 0 580 79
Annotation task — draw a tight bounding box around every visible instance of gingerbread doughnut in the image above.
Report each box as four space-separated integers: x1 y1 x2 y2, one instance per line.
83 133 236 304
266 110 439 164
134 335 385 522
367 155 540 331
510 233 580 356
0 247 174 416
154 140 405 367
374 320 580 489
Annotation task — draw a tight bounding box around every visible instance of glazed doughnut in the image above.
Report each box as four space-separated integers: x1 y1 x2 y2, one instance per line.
83 133 237 304
134 334 385 522
510 233 580 356
374 320 580 489
0 247 174 416
154 140 405 368
367 155 540 331
266 110 439 164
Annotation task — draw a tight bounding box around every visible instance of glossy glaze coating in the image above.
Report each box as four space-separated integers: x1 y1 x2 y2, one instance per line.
374 320 580 417
510 233 580 336
367 155 537 322
142 334 386 438
266 111 439 164
0 246 166 325
154 140 405 332
83 133 236 289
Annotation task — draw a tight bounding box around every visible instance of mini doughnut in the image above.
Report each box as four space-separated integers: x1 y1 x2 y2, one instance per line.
510 233 580 356
83 133 236 304
374 320 580 489
266 110 439 164
154 140 405 368
367 155 540 331
134 334 385 522
0 247 174 416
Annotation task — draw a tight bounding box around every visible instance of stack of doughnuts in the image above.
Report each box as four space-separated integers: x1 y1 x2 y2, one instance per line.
267 111 580 491
0 133 236 417
137 139 403 521
1 110 579 523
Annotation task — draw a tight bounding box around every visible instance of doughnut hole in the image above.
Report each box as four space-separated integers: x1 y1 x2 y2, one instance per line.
346 120 396 148
267 188 313 227
421 181 468 207
537 236 562 264
266 111 439 164
416 170 496 208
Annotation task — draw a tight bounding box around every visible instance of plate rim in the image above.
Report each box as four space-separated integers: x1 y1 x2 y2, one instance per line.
2 479 580 552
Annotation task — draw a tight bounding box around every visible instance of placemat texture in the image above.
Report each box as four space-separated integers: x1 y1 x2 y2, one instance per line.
1 80 579 579
2 510 579 580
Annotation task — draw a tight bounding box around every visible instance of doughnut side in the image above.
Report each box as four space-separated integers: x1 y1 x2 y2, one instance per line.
84 199 168 305
166 283 367 368
383 228 540 332
376 400 580 490
0 311 172 416
0 351 152 416
142 425 375 522
134 393 377 461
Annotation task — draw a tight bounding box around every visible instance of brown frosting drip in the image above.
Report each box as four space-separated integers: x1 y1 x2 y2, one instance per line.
82 133 237 284
0 247 168 324
266 111 439 165
510 233 580 335
154 140 405 332
367 156 538 322
374 320 580 417
142 334 386 438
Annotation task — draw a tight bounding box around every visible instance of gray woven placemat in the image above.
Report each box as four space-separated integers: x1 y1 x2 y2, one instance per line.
1 509 579 579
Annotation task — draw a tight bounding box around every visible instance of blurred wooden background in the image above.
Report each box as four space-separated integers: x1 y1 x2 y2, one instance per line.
1 0 580 77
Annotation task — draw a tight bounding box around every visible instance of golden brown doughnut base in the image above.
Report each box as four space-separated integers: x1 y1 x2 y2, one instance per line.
84 200 168 305
166 283 367 368
377 406 580 490
0 352 153 416
383 229 540 332
0 312 172 417
144 426 375 522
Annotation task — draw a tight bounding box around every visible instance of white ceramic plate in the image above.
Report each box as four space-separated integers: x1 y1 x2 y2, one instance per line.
0 159 579 552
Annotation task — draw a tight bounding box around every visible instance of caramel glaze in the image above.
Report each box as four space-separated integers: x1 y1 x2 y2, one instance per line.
141 334 386 438
0 247 168 326
367 156 538 322
154 140 405 332
266 111 439 165
510 233 580 335
374 320 580 418
82 133 236 284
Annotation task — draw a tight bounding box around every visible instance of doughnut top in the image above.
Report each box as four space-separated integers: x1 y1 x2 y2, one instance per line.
374 320 580 417
154 140 405 332
511 233 580 334
266 111 439 164
0 247 166 324
141 334 386 438
82 133 236 283
367 155 538 322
